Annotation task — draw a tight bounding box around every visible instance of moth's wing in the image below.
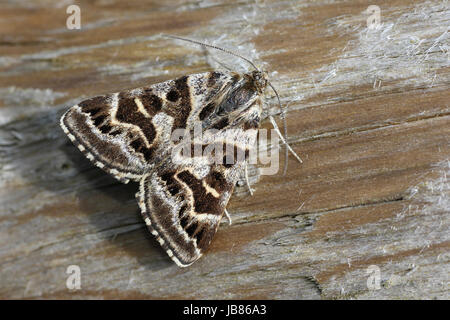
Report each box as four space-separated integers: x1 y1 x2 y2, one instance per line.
137 127 258 267
138 165 233 267
60 71 234 183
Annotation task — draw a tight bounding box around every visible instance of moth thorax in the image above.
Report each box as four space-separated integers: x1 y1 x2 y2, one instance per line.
250 70 268 93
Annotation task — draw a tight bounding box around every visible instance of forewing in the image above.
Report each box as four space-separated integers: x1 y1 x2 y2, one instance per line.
137 165 233 267
60 71 234 183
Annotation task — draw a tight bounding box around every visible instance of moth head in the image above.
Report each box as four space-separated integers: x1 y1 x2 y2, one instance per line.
251 70 269 93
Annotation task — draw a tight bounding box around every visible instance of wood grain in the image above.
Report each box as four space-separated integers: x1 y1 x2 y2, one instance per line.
0 0 448 299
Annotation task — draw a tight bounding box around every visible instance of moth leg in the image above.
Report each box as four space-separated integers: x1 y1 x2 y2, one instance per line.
269 115 303 175
244 161 254 196
224 209 232 225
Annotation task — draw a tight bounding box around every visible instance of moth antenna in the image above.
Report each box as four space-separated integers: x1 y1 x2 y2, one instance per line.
165 34 302 173
163 34 260 71
268 81 302 175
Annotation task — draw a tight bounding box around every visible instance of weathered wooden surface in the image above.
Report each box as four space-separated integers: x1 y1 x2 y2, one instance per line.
0 0 449 299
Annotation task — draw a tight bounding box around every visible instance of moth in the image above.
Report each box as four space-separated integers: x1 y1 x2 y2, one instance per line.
60 35 301 267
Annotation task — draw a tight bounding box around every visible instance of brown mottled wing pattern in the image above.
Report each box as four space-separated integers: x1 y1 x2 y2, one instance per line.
60 72 234 183
137 126 258 267
61 70 264 267
138 165 233 267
